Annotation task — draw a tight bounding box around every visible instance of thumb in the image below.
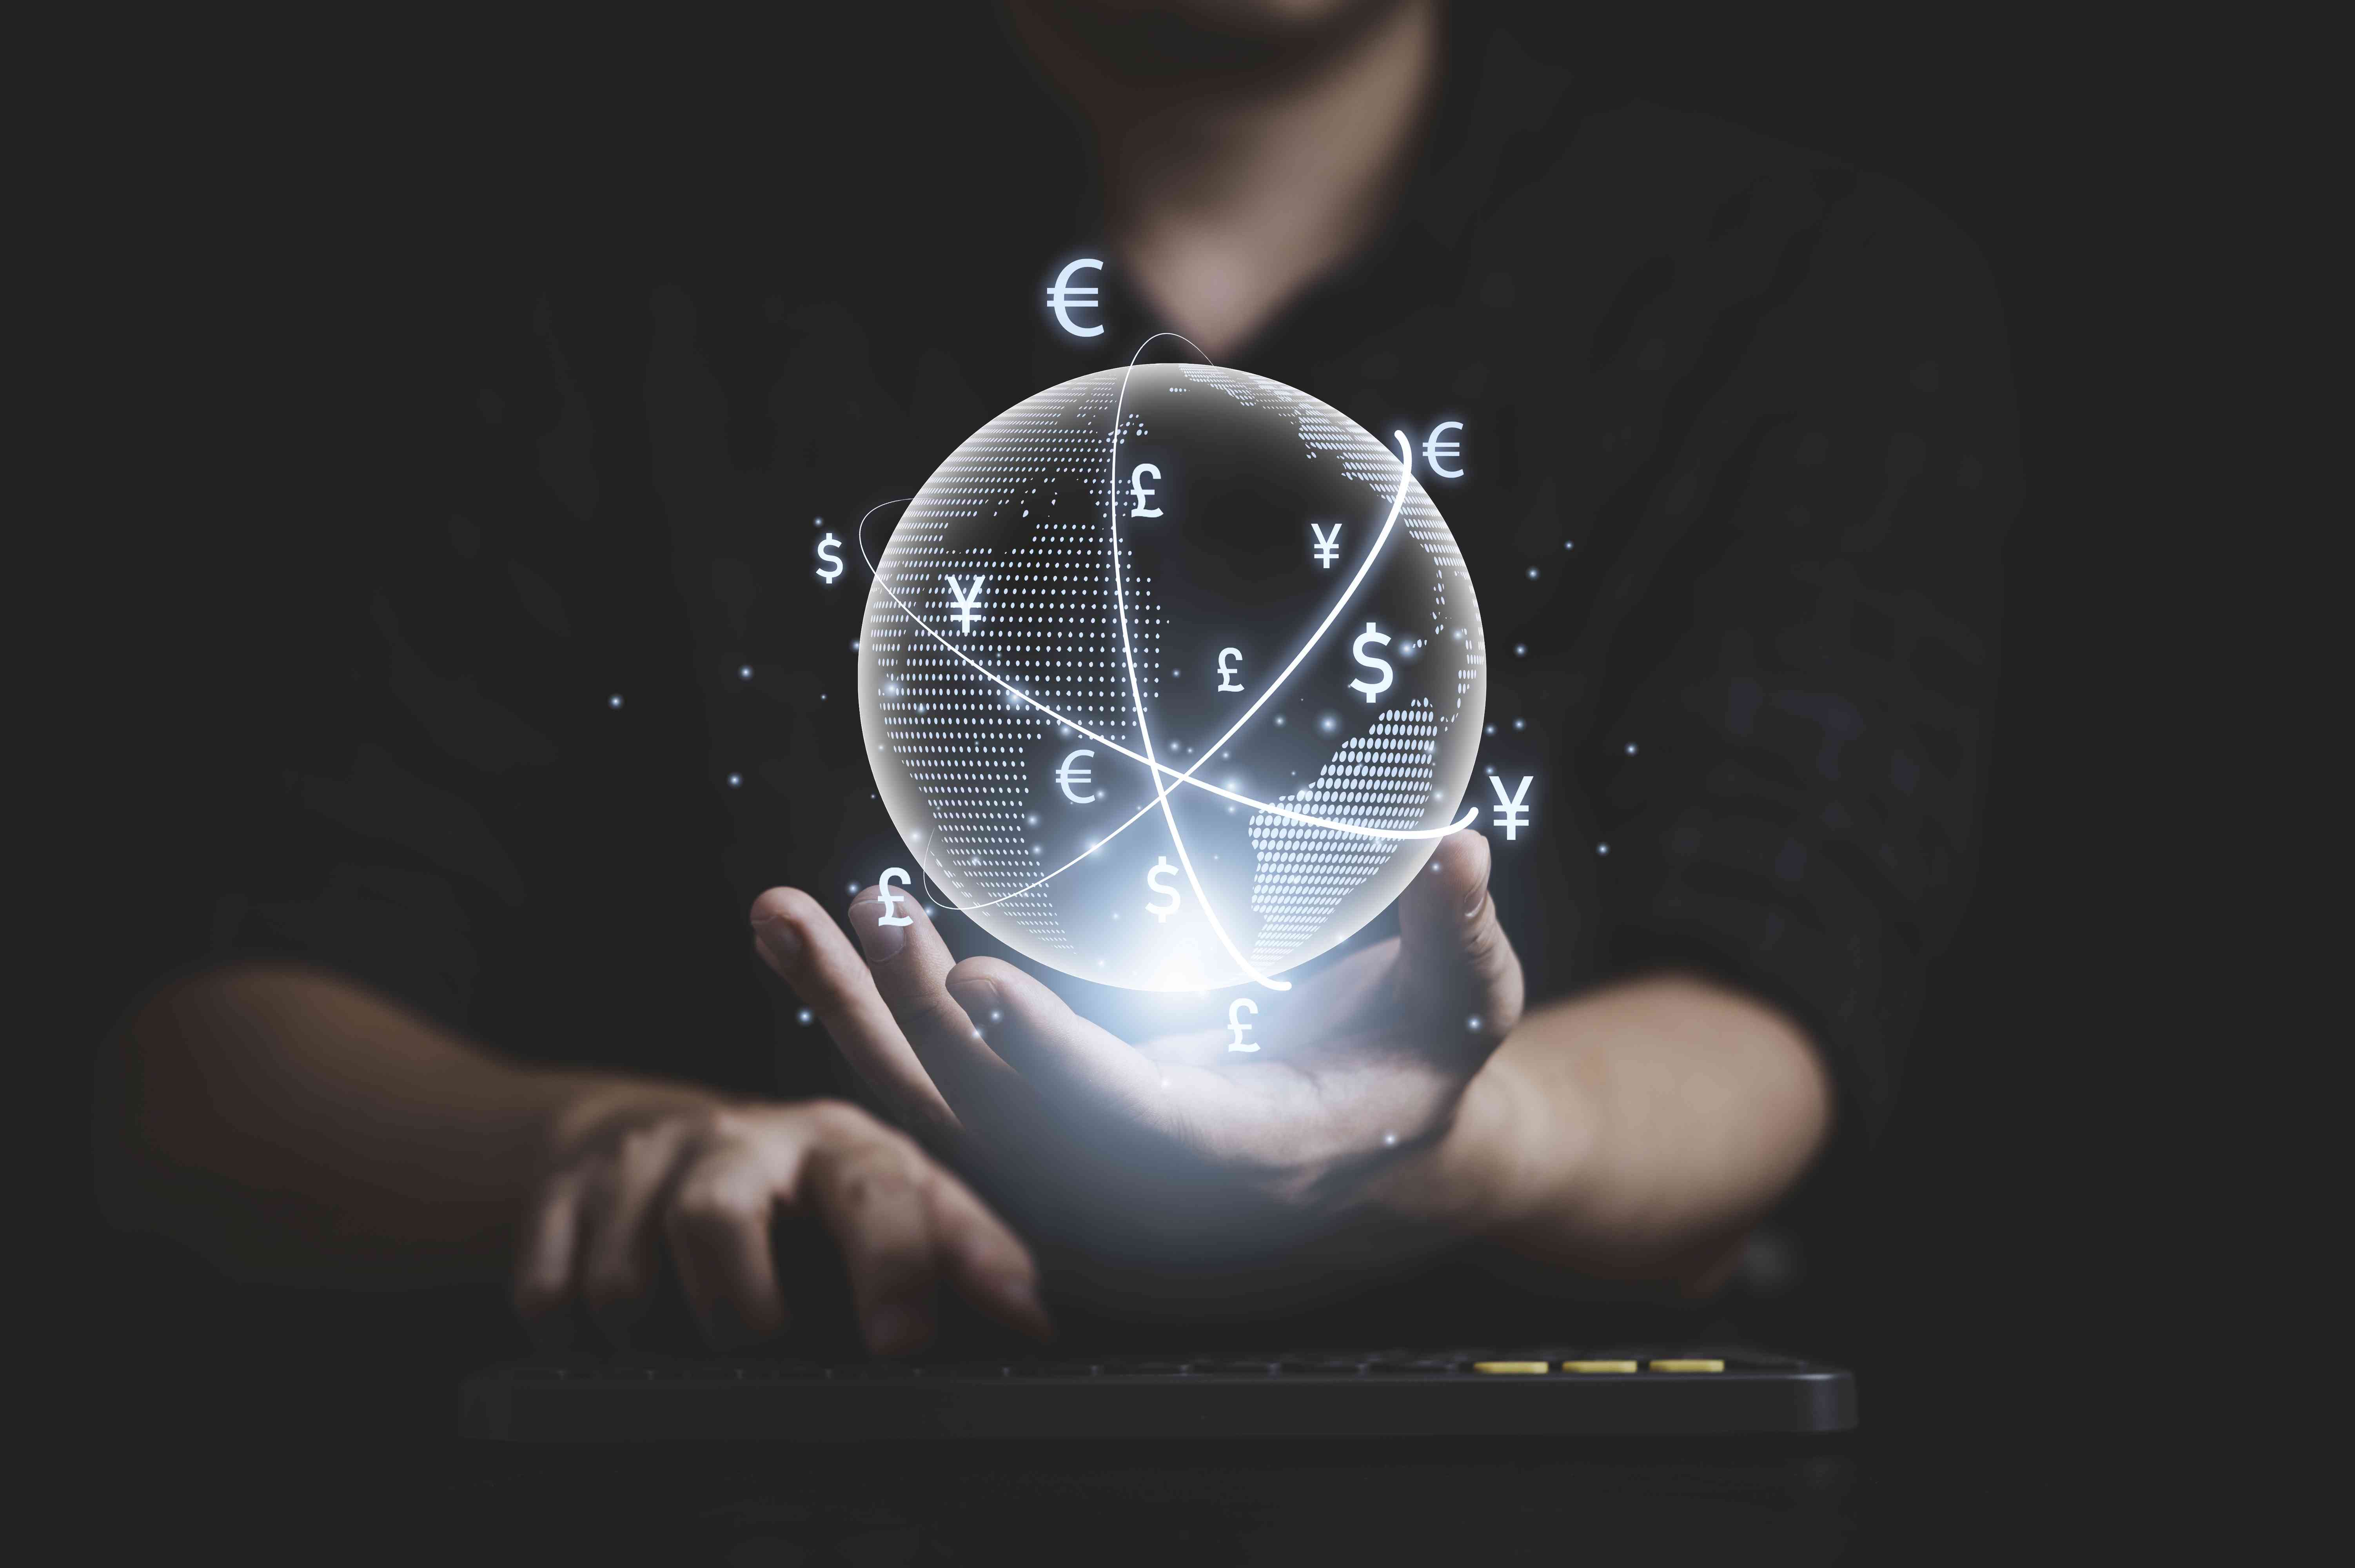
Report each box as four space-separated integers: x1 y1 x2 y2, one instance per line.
1396 828 1525 1046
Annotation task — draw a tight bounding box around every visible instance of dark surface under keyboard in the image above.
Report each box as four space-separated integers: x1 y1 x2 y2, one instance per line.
463 1346 1854 1441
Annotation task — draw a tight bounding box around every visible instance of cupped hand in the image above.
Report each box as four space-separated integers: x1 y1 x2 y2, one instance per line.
510 1083 1051 1355
750 829 1523 1263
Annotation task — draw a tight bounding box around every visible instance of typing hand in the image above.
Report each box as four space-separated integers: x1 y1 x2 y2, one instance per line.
750 829 1523 1272
511 1083 1051 1355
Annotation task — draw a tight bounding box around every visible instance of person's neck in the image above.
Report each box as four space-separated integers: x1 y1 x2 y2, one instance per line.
1015 1 1442 361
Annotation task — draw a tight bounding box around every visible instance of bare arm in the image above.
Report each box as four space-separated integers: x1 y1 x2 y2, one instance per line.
93 960 1049 1352
1377 971 1837 1293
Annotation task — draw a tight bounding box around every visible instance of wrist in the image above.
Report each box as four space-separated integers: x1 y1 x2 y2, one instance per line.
1365 1054 1559 1238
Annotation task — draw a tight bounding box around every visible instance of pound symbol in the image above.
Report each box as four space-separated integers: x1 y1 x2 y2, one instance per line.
1226 997 1260 1053
1216 648 1244 692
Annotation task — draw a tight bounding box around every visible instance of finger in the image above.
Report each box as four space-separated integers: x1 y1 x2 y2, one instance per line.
665 1140 790 1349
919 1163 1053 1343
751 886 960 1139
846 886 1030 1127
511 1171 586 1322
944 957 1169 1126
795 1107 942 1356
579 1122 689 1337
1396 829 1525 1046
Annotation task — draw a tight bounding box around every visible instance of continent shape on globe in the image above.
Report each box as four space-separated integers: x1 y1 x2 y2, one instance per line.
857 364 1486 993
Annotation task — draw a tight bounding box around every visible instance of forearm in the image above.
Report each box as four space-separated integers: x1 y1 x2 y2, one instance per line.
94 960 707 1284
1376 971 1835 1288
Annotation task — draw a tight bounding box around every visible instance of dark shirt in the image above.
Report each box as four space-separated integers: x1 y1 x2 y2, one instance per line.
137 7 2017 1356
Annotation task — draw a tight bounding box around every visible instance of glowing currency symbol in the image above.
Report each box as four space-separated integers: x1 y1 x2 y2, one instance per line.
1129 463 1164 518
814 532 843 583
1216 648 1244 692
1047 257 1105 338
875 867 916 926
1421 420 1466 479
1310 522 1341 568
945 573 985 635
1348 621 1394 704
1056 748 1099 804
1145 856 1180 922
1488 775 1534 840
1226 997 1260 1053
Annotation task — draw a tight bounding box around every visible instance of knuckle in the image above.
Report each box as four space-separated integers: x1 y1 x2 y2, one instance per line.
804 1098 878 1142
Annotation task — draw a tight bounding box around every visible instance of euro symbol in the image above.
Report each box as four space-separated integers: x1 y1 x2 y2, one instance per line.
1145 856 1180 921
875 867 916 926
1056 748 1098 804
1349 621 1394 704
1129 463 1163 518
1226 997 1260 1053
1047 258 1105 338
1216 648 1244 692
945 573 985 635
1421 420 1466 479
814 532 843 583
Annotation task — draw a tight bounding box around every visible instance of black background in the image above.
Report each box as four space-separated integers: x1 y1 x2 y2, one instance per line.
56 2 2204 1555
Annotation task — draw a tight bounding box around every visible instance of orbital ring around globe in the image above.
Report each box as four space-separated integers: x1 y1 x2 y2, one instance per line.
855 352 1487 994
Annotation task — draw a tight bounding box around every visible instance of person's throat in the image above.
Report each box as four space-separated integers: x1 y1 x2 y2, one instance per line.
1103 0 1440 361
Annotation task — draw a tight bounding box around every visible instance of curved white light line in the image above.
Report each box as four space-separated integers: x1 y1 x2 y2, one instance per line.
853 497 1475 844
1104 348 1288 991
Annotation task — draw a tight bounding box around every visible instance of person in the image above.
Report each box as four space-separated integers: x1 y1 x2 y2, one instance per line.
92 0 2016 1369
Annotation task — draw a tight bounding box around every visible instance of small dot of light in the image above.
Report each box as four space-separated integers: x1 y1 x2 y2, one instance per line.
1467 1016 1482 1031
1383 1131 1398 1147
1527 566 1539 578
990 1011 1002 1022
1275 716 1286 726
726 773 743 787
1626 743 1637 754
608 694 623 708
1318 713 1338 733
739 665 752 679
1513 718 1525 731
1514 644 1526 657
1485 723 1496 735
1597 843 1610 855
797 1008 813 1025
847 882 859 893
851 641 861 652
1160 1077 1170 1088
1563 540 1575 550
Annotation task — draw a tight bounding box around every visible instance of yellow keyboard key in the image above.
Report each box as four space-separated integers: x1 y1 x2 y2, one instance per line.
1649 1358 1725 1373
1559 1360 1639 1374
1471 1361 1551 1375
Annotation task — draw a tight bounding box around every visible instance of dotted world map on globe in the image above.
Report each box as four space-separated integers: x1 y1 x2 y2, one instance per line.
857 363 1485 993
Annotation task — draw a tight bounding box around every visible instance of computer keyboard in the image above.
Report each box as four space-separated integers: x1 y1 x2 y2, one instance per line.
463 1347 1855 1441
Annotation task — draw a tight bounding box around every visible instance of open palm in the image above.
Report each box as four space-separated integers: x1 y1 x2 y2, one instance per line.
751 829 1523 1275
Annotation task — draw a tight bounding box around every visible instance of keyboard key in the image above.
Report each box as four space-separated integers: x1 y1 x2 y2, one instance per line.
1559 1360 1639 1374
1649 1359 1725 1373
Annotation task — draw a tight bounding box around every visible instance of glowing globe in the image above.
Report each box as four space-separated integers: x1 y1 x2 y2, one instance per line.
857 364 1486 992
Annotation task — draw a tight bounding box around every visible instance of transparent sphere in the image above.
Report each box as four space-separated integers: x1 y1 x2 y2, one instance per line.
857 365 1485 992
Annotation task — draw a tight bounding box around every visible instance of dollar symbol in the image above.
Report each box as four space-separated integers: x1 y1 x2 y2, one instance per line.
1226 997 1260 1053
1349 621 1394 704
814 532 843 584
1145 856 1180 922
